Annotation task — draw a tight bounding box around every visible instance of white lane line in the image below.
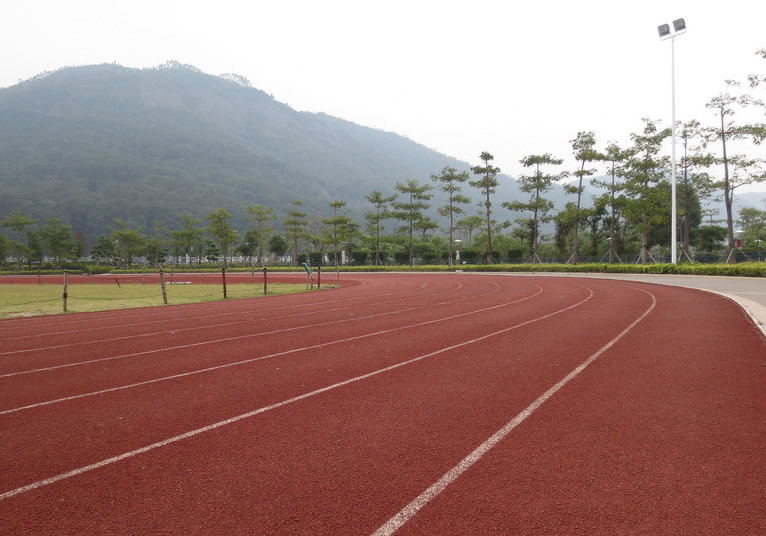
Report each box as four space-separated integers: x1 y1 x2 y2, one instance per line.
0 283 535 414
0 284 591 502
0 279 425 340
370 286 657 536
0 279 464 358
0 281 496 377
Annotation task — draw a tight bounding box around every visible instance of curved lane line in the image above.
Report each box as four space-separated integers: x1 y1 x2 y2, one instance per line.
0 279 466 357
0 283 594 501
370 285 657 536
0 279 427 340
0 281 498 377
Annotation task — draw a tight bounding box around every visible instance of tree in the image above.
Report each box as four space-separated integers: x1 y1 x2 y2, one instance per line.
39 218 75 265
696 225 728 252
268 234 288 259
456 214 484 248
323 200 355 267
110 219 146 267
737 203 766 248
90 235 118 265
677 121 716 261
206 207 238 264
593 142 630 263
470 152 501 264
505 153 564 263
431 166 471 266
284 200 309 266
392 179 433 266
1 209 38 265
236 228 259 264
365 190 396 265
566 131 600 264
245 204 276 264
171 212 202 263
622 119 671 264
702 81 766 263
144 221 168 267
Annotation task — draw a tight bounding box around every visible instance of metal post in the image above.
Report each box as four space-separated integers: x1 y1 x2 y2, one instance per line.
671 34 678 264
62 270 68 313
159 268 168 305
221 267 227 299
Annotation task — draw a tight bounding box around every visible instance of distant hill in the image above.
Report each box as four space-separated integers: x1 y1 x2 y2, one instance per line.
0 61 523 243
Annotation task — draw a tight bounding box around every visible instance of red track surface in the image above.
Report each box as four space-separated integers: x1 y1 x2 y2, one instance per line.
1 273 764 535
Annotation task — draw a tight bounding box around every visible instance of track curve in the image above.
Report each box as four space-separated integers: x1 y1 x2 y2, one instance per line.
1 273 764 535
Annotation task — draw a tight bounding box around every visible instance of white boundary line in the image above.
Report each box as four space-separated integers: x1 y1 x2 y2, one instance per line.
370 286 657 536
0 283 531 414
0 281 494 378
0 284 593 501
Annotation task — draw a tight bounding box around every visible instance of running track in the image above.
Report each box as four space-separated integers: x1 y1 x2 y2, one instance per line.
1 273 764 535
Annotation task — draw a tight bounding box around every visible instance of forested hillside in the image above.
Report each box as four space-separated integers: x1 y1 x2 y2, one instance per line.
0 61 513 242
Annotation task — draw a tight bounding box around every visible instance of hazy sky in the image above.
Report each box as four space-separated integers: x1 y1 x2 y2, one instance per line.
2 0 765 190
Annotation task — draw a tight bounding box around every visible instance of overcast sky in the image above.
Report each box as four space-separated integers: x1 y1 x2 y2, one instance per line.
2 0 765 191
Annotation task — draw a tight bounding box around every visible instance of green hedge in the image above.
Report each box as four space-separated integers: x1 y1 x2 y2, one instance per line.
7 262 764 278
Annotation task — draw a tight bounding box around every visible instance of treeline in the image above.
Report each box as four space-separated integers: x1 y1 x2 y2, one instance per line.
2 51 766 267
2 138 765 269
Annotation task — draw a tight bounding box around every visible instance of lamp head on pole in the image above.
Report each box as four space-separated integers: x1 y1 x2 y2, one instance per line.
658 18 686 40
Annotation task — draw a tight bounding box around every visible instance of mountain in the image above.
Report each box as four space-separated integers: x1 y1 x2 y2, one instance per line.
0 61 523 243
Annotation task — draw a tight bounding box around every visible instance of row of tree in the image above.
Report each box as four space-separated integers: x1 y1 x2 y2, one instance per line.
2 51 765 268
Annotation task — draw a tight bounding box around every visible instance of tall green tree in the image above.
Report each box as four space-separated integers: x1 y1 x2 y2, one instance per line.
566 131 601 264
703 82 766 262
677 121 716 261
90 235 118 265
505 153 564 263
470 152 501 264
284 200 309 266
245 204 276 264
171 212 202 263
206 207 238 264
593 142 630 263
1 209 38 264
144 221 168 267
323 200 355 267
622 119 671 264
365 190 396 265
737 203 766 250
110 219 146 267
268 234 288 259
392 179 433 266
456 214 484 248
431 166 471 266
39 217 75 265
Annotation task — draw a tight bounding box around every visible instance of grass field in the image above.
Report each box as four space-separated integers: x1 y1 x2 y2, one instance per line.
0 283 331 319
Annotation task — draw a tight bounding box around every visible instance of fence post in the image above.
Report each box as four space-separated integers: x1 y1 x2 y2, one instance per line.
159 267 168 305
62 270 68 313
222 266 228 299
317 265 321 289
263 267 268 296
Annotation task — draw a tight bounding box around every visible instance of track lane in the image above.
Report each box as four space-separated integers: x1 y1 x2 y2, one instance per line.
1 275 763 535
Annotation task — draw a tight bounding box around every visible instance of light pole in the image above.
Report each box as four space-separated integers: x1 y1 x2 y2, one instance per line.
658 18 686 264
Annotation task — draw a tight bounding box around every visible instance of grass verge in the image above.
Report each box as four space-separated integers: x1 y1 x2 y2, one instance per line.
0 283 333 319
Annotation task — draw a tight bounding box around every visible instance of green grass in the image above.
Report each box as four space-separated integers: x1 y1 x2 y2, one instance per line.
0 283 334 319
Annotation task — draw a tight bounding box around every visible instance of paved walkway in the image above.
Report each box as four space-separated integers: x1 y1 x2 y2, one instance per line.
508 272 766 337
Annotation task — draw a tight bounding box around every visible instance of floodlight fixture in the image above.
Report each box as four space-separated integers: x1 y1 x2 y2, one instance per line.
657 24 670 38
673 18 686 33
